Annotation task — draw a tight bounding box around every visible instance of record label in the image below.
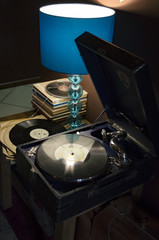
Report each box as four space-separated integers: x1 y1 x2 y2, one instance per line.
55 143 89 164
58 85 69 92
30 128 49 140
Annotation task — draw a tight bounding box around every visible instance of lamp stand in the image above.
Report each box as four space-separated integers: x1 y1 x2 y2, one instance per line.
67 74 83 128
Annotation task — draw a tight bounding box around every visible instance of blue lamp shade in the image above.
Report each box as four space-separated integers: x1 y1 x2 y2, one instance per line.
39 4 115 75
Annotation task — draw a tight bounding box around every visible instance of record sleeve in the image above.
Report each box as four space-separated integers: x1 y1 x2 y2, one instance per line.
32 100 86 121
46 80 71 98
32 94 87 115
33 78 88 106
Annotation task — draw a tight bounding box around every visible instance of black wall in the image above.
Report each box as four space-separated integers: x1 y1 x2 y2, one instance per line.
0 0 42 88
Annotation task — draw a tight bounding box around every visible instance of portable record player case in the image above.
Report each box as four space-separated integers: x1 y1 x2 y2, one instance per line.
16 32 159 223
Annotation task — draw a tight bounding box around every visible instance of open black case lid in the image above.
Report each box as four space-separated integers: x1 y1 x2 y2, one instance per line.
75 32 159 154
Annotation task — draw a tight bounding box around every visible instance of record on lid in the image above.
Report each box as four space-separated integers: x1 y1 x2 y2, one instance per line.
46 80 71 98
36 133 108 182
9 119 66 146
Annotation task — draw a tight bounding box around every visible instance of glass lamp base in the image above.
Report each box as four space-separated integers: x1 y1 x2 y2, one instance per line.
68 84 83 99
68 99 82 114
68 74 83 84
67 74 83 128
67 113 82 129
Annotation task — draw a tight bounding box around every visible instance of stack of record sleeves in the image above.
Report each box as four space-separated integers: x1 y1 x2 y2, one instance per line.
32 78 88 122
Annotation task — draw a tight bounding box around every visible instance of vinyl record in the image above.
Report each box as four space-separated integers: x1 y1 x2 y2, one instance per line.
36 134 108 182
46 80 70 98
9 119 66 146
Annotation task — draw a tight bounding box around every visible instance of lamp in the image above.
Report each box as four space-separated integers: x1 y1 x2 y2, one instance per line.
39 3 115 128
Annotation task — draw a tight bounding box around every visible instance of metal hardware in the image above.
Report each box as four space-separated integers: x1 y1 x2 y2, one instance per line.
114 109 143 132
101 128 108 142
101 129 131 168
91 105 109 129
108 130 130 168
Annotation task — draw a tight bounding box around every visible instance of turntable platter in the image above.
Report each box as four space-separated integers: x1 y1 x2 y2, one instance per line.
36 134 108 182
